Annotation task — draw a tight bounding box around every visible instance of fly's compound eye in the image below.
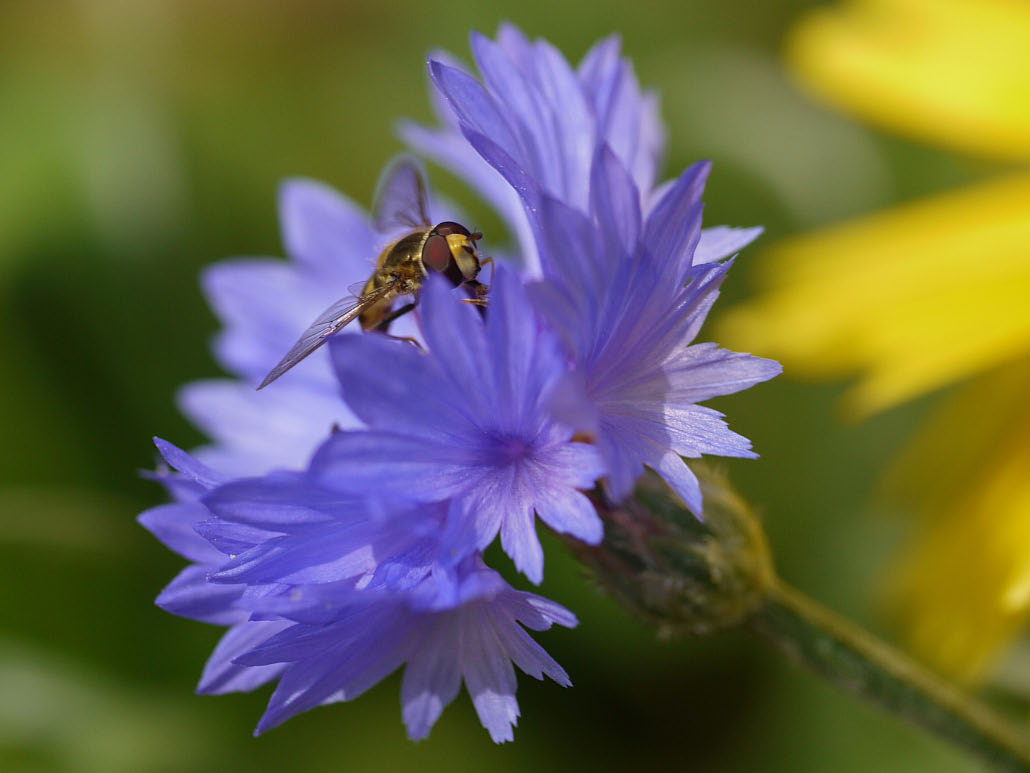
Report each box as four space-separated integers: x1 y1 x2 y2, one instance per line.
422 234 450 272
422 233 464 285
432 221 471 238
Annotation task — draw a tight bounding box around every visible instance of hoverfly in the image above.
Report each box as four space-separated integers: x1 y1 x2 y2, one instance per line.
257 157 490 390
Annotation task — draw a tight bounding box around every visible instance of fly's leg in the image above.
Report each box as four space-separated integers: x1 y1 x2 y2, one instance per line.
461 282 489 318
384 335 423 350
479 256 495 286
374 302 416 332
371 302 422 350
462 298 488 322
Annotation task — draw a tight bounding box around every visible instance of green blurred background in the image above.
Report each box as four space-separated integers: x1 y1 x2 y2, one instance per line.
0 0 1001 770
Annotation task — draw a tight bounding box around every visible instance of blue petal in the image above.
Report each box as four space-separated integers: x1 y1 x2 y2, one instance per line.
664 344 783 404
596 419 653 502
694 225 763 264
193 519 277 558
671 260 733 349
462 128 544 228
210 523 378 586
502 590 578 633
451 560 509 605
419 274 494 419
642 161 711 284
546 369 600 435
590 144 641 257
440 497 500 570
495 613 571 688
254 611 413 734
153 438 226 490
470 31 560 195
631 90 666 193
155 565 244 625
665 404 758 460
577 34 622 104
278 179 376 273
536 193 607 293
401 612 462 740
652 451 704 516
442 476 541 583
198 621 291 695
577 34 664 194
178 378 351 476
429 60 520 156
329 331 469 437
498 501 543 585
312 429 483 500
484 266 566 431
496 22 535 74
531 38 595 208
533 487 602 546
202 258 340 384
237 618 357 666
424 49 472 127
462 608 520 743
202 473 347 529
239 585 374 626
138 503 223 564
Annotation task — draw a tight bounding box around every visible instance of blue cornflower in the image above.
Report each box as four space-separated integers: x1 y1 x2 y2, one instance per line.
141 25 782 745
233 555 575 742
312 266 604 583
139 440 290 694
403 24 664 276
414 32 780 512
146 440 576 742
529 146 782 511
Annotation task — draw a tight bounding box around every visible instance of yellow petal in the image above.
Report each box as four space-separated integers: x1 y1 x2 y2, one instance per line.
717 173 1030 417
786 0 1030 160
880 361 1030 682
882 358 1030 513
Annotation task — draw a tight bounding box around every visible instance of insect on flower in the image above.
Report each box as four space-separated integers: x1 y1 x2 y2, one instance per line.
258 156 491 389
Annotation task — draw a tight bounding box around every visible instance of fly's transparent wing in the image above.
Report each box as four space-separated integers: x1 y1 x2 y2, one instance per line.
257 282 396 389
347 279 371 297
372 155 431 233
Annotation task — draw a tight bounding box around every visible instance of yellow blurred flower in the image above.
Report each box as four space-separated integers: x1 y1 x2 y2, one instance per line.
785 0 1030 161
883 360 1030 679
718 0 1030 683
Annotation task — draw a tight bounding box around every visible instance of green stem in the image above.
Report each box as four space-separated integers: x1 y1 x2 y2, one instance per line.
573 469 1030 769
750 579 1030 772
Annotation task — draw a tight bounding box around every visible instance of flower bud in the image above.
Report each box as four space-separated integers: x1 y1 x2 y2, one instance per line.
563 464 775 637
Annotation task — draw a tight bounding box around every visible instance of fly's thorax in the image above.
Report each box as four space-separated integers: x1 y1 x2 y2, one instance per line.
370 230 429 302
378 230 430 273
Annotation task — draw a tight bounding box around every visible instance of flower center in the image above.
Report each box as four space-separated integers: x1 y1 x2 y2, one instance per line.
490 434 532 466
